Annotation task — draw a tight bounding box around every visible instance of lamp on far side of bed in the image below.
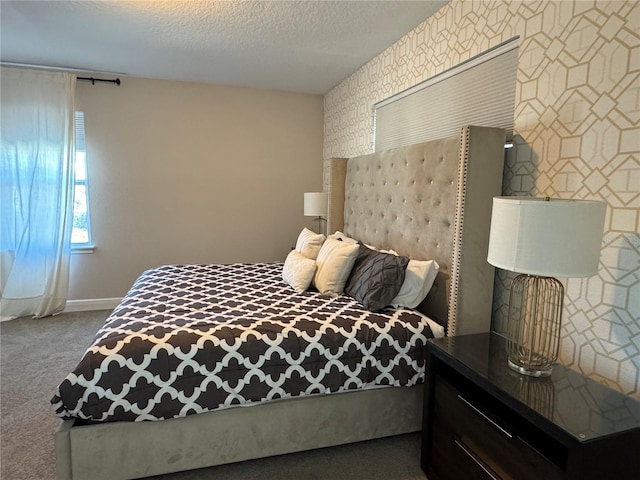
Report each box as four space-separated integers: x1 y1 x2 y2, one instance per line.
487 196 606 377
304 192 328 235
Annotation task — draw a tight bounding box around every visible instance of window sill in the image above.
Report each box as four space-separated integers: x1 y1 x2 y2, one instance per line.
71 245 95 254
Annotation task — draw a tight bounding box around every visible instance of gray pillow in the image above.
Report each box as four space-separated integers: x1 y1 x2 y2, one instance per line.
345 244 409 311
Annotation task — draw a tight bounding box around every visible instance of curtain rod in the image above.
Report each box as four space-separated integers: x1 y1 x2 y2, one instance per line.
77 76 121 86
0 62 121 85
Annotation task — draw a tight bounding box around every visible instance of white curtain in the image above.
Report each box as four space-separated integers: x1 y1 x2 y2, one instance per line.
0 67 76 320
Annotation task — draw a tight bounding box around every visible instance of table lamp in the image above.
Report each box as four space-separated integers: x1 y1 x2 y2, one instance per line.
304 192 328 235
487 196 606 377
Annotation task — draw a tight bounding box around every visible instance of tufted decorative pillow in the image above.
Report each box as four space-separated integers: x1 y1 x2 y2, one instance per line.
345 244 409 311
391 259 439 309
282 250 317 293
295 228 326 260
313 237 359 296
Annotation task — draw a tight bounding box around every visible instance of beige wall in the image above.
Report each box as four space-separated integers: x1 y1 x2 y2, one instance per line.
70 76 323 300
324 1 639 396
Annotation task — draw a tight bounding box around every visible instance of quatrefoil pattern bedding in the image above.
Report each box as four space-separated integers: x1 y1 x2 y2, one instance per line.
52 263 435 422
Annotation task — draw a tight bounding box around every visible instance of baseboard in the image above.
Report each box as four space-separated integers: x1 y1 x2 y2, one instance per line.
64 298 120 312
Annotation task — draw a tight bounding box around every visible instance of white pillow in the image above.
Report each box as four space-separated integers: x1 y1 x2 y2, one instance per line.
282 250 317 293
365 244 398 255
313 237 359 296
328 231 358 244
295 228 326 260
391 259 439 309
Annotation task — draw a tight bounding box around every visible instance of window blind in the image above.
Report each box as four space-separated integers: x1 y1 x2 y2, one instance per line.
75 111 86 152
374 37 519 152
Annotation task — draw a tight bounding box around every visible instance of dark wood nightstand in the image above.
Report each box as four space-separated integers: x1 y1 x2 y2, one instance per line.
421 332 640 480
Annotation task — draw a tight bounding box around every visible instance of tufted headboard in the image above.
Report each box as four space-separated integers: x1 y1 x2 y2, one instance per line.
328 126 505 336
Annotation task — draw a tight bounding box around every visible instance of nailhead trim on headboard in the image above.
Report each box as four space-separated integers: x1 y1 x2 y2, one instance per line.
447 126 472 336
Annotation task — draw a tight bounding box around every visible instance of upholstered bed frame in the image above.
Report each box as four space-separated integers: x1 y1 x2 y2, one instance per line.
55 126 505 479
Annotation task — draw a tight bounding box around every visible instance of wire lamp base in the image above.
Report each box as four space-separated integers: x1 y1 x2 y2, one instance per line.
313 216 326 235
506 274 564 377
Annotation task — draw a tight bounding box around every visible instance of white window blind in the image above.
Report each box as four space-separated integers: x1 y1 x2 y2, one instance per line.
75 111 86 152
374 37 519 152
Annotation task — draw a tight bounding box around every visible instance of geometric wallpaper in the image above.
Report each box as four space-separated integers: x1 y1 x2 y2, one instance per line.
324 0 639 397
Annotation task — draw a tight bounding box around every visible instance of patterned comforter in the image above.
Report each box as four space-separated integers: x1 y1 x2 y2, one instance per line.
52 263 436 422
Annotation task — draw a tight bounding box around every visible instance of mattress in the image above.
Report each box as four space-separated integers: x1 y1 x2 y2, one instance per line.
52 263 437 422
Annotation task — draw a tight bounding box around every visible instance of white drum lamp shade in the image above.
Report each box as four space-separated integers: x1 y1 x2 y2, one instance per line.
303 192 328 217
488 197 605 277
487 197 606 376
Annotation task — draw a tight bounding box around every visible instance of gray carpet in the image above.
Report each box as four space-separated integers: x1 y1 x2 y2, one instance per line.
1 310 428 480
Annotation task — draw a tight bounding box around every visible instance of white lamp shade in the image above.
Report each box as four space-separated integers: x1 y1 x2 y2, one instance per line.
487 197 606 277
304 192 328 217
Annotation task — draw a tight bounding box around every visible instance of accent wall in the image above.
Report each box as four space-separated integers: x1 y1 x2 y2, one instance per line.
323 0 639 397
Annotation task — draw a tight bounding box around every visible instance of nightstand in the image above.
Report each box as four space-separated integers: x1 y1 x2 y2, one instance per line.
421 332 640 480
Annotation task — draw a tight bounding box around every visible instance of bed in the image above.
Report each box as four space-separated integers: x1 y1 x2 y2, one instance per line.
54 125 506 479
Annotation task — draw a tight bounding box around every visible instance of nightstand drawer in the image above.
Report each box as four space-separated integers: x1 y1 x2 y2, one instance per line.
431 376 564 480
431 417 502 480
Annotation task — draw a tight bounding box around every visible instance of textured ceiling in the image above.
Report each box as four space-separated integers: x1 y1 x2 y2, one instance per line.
0 0 448 94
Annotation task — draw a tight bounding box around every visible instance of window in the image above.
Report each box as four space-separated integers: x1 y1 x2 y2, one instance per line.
72 112 93 248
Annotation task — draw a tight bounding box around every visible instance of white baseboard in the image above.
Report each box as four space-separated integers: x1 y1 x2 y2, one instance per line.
64 298 121 312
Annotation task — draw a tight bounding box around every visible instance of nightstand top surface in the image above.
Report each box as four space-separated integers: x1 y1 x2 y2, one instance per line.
428 332 640 443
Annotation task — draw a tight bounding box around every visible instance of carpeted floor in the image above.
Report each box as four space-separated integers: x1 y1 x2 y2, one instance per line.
1 310 428 480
